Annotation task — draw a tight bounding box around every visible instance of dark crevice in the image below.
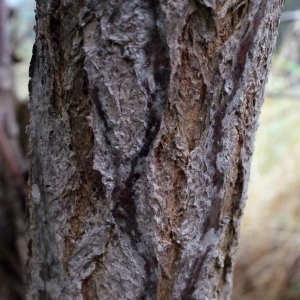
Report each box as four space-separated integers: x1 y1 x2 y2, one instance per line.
204 1 268 235
232 157 245 213
181 247 212 299
180 3 269 298
89 1 171 298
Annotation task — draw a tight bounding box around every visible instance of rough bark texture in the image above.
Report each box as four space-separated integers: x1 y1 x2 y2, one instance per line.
28 1 284 299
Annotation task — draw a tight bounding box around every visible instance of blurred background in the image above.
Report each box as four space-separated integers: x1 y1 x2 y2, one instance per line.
0 0 33 299
0 0 300 299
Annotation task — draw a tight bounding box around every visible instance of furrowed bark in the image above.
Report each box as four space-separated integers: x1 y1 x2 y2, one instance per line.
28 1 284 299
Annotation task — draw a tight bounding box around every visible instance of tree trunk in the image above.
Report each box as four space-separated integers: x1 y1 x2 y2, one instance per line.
28 1 284 299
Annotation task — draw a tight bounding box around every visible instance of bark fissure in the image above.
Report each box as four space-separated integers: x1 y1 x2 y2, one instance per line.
198 1 270 240
84 1 171 298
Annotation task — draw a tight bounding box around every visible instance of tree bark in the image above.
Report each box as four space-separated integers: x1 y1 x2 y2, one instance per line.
28 1 284 299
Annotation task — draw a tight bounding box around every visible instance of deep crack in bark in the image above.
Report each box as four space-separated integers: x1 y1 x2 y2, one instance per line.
89 1 171 297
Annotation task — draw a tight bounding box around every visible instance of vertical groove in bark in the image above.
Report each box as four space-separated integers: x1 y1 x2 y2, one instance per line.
28 0 284 299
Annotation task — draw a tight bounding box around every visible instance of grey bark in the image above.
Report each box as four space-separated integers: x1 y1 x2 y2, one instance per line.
28 1 284 299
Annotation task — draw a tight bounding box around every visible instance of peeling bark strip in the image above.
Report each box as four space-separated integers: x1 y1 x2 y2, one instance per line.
28 1 283 299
